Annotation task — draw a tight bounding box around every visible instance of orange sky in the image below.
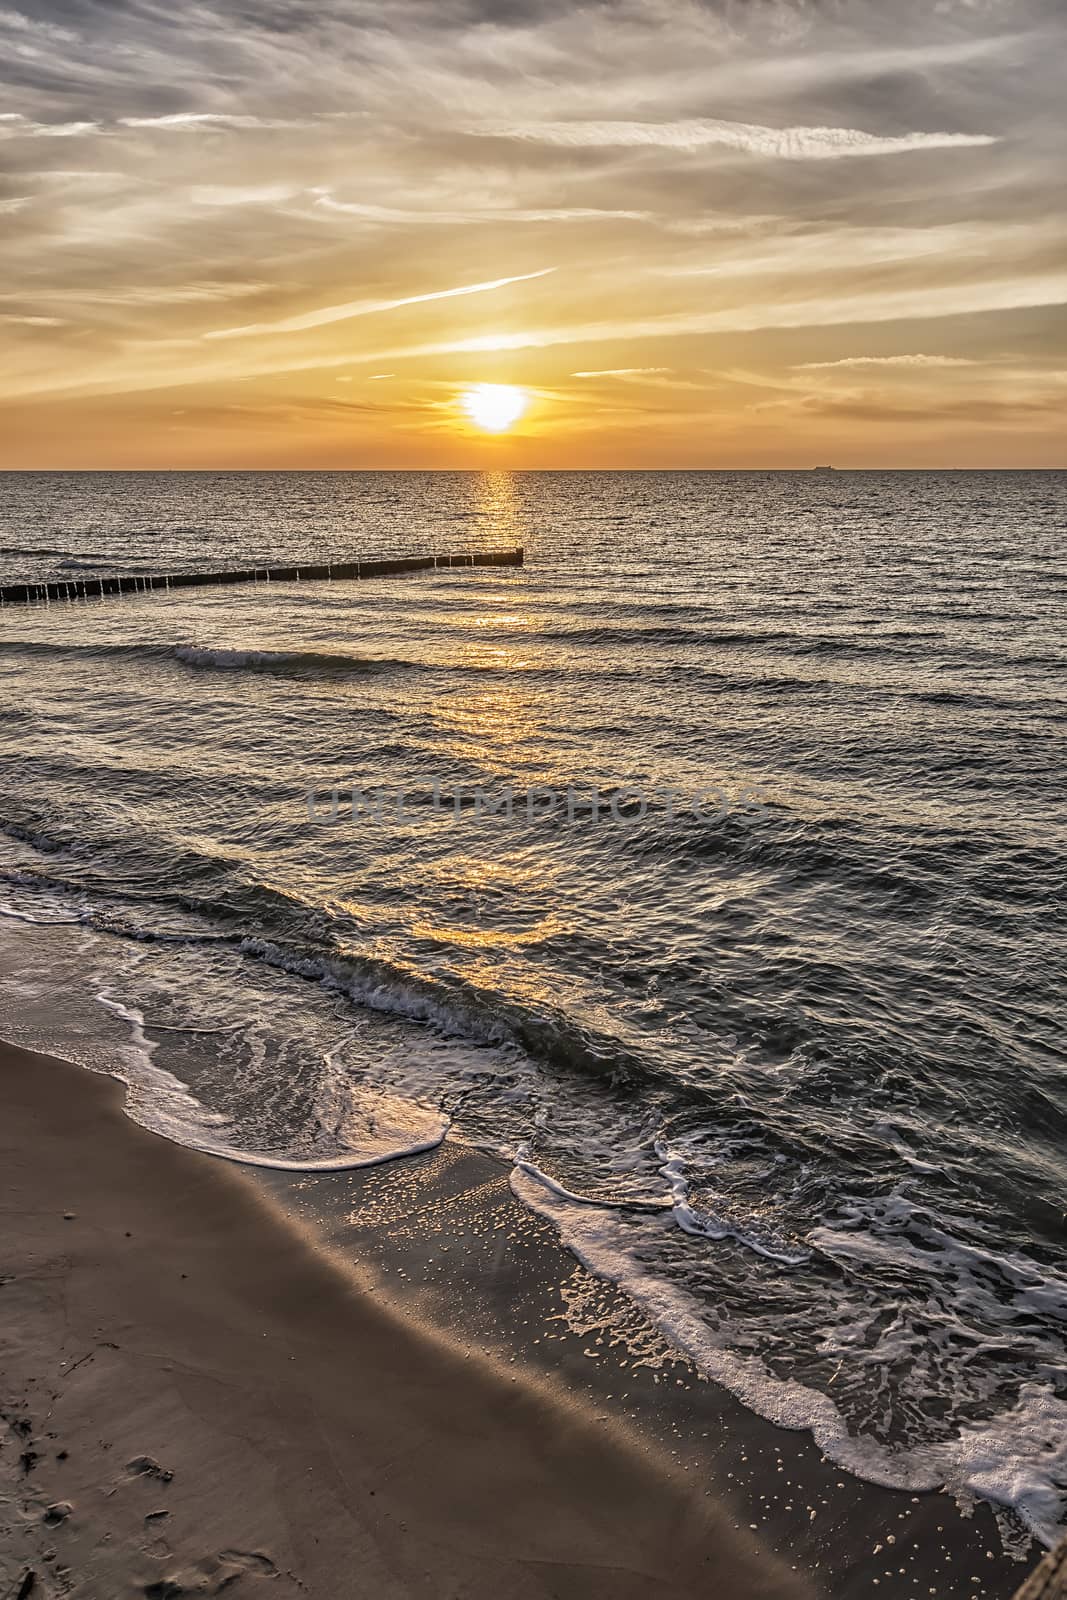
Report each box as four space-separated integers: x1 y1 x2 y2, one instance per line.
1 0 1065 469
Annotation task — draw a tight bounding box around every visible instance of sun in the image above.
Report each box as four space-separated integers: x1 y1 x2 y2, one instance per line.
461 384 527 433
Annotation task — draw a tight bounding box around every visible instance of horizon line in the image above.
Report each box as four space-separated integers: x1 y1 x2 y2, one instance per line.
1 465 1065 475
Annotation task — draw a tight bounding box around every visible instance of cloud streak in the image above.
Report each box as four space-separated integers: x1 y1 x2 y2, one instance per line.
203 268 556 341
118 113 302 132
0 113 98 138
797 355 981 370
313 193 647 226
470 118 998 161
572 368 672 378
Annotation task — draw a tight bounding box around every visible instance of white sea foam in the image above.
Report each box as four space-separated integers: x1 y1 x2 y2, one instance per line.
658 1146 811 1264
809 1193 1067 1324
512 1154 673 1212
510 1161 1067 1550
94 991 449 1170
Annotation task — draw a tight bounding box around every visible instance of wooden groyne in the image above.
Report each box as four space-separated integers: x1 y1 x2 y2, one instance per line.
0 547 523 606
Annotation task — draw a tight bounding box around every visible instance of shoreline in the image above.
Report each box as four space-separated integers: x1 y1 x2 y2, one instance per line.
0 1038 811 1600
269 1140 1038 1600
0 1035 1042 1599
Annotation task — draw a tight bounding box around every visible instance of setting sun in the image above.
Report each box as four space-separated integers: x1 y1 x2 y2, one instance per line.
460 384 528 434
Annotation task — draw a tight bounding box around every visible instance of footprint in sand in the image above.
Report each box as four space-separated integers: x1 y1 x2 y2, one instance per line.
125 1455 174 1484
143 1550 278 1596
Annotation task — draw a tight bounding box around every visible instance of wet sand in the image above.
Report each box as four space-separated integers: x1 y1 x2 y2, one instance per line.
272 1142 1035 1600
0 1040 812 1600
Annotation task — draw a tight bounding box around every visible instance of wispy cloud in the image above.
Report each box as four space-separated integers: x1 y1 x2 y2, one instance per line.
471 118 998 160
0 312 65 326
312 273 1067 371
572 367 672 378
314 193 646 226
797 354 981 370
204 268 556 341
190 184 302 208
0 283 268 308
0 113 98 139
118 113 301 132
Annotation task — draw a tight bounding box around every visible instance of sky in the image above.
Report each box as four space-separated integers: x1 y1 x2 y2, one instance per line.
1 0 1065 469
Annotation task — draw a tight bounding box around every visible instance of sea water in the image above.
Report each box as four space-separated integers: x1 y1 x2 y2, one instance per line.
0 469 1064 1551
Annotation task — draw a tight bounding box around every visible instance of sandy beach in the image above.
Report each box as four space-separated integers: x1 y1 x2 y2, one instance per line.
1 1039 817 1600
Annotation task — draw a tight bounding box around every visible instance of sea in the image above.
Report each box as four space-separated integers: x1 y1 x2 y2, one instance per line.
0 470 1064 1555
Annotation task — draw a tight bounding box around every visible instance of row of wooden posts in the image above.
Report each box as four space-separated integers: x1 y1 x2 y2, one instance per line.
0 547 524 607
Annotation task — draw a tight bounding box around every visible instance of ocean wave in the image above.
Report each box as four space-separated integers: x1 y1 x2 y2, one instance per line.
172 643 411 676
0 837 664 1099
234 935 661 1093
0 640 172 663
4 633 1038 709
0 899 83 926
94 993 449 1170
528 620 940 661
0 637 421 678
0 544 98 559
511 1164 1067 1551
2 817 1063 1554
0 636 544 682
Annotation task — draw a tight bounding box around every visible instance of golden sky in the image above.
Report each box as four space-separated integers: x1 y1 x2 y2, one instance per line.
1 0 1065 468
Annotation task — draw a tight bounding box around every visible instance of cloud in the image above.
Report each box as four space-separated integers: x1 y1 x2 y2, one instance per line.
313 192 647 226
572 367 672 377
311 272 1067 372
0 112 98 138
190 184 302 207
796 354 982 370
787 392 1064 427
0 7 76 43
469 117 998 160
29 268 1063 410
0 282 269 307
203 268 556 341
117 113 302 132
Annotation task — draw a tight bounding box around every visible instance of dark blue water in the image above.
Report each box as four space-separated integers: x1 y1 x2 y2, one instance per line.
0 470 1064 1551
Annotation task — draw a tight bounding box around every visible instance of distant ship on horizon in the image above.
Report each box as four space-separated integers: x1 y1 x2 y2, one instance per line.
812 465 837 473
